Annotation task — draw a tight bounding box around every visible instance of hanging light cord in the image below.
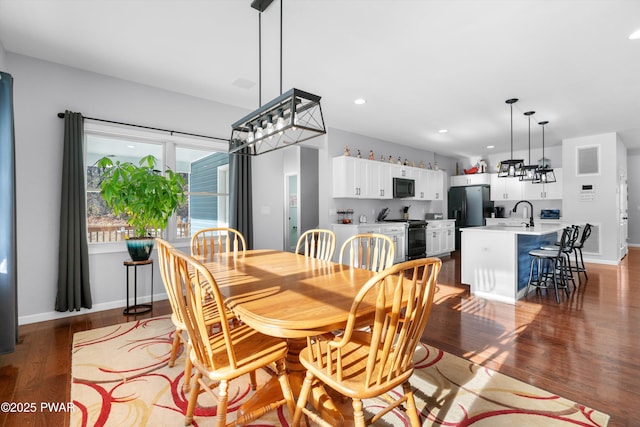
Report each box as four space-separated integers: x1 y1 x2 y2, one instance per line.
280 0 283 95
258 12 262 107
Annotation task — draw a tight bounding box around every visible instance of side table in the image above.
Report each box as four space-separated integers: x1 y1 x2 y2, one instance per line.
123 258 153 315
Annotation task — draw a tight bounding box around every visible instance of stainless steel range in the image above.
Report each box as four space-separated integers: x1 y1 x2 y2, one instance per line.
383 219 427 260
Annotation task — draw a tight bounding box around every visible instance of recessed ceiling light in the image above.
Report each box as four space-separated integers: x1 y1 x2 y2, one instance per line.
438 129 448 133
487 145 495 149
354 98 366 105
127 145 135 148
629 29 640 39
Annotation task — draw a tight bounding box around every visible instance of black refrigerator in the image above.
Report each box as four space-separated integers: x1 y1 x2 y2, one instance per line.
448 185 493 250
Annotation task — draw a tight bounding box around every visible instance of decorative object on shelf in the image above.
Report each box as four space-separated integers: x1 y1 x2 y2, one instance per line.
380 155 385 162
498 98 524 178
397 156 402 164
478 159 487 173
389 155 395 163
404 158 409 165
463 166 478 174
344 146 351 156
533 121 556 184
427 162 433 170
369 150 374 160
96 155 186 261
419 161 425 168
519 111 538 181
411 160 416 167
434 162 439 171
229 0 325 156
456 162 459 175
357 149 362 158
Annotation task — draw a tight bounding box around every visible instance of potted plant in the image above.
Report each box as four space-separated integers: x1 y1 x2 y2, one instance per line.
97 154 186 261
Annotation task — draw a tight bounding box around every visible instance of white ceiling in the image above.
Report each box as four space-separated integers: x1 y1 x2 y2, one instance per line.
2 0 640 158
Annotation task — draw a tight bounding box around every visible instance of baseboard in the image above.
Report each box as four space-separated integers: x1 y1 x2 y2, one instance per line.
18 293 168 326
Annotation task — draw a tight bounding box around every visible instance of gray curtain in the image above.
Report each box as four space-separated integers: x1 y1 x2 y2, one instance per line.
0 71 17 353
229 152 253 249
56 110 92 311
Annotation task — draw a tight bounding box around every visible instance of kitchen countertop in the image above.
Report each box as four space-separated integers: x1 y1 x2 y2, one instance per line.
461 224 566 236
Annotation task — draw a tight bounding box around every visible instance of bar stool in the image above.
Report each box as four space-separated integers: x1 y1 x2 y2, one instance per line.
526 227 573 303
571 223 592 284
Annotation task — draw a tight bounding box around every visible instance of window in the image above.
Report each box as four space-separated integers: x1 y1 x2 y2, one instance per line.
85 123 229 244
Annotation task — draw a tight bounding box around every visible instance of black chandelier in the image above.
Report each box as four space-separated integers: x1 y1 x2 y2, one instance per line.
498 98 524 178
533 120 556 183
229 0 326 156
519 110 537 181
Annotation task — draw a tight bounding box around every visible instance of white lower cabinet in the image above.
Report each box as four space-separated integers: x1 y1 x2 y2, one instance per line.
330 223 406 264
426 220 455 256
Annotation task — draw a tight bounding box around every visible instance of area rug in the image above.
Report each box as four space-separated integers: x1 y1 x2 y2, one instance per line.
70 316 609 426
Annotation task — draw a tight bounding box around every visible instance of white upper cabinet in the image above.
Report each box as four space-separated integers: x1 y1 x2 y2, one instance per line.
522 168 563 200
424 169 443 200
450 173 491 187
332 156 367 198
333 156 440 200
490 174 523 201
365 161 393 199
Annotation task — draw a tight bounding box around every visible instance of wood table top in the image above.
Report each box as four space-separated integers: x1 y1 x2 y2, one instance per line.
198 249 376 338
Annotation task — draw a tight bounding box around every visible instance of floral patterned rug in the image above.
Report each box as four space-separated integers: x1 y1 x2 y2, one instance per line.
70 316 609 426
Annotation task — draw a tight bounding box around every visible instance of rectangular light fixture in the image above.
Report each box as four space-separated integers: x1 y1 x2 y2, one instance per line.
229 88 326 156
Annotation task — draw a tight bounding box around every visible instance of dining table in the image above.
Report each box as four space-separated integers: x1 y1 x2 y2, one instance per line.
197 248 378 424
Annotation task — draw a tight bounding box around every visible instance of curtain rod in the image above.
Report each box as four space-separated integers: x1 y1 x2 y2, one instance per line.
56 112 230 142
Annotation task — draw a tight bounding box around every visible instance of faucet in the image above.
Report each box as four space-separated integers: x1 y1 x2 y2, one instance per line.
513 200 534 228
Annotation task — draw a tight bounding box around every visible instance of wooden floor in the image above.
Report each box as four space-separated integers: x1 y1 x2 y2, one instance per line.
1 248 638 426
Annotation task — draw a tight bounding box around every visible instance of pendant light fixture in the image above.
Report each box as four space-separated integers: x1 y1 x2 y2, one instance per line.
498 98 524 178
229 0 326 156
533 120 556 184
519 110 537 181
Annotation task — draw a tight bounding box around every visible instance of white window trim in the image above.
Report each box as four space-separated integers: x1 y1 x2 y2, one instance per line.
84 121 229 254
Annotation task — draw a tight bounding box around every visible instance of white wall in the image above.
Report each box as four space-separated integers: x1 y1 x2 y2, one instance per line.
0 40 6 70
7 53 250 324
561 133 624 264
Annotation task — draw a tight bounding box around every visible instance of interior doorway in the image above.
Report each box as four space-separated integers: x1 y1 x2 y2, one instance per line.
618 169 628 259
284 173 299 252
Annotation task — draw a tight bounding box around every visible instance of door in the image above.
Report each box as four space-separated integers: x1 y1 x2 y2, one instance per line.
285 174 299 252
618 170 628 259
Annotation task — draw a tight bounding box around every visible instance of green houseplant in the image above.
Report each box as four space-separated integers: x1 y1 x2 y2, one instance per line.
97 155 186 261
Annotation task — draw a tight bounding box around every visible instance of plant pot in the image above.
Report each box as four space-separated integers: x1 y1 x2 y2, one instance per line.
126 237 155 261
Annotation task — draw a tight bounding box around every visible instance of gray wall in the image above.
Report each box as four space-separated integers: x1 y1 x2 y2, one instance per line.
0 40 6 70
6 53 249 324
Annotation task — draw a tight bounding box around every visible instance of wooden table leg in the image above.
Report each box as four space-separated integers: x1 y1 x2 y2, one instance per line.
238 337 344 425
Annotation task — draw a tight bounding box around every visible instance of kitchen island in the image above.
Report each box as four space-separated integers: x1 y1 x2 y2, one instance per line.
461 224 566 304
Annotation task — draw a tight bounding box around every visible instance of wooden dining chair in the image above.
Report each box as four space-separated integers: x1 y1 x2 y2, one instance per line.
157 239 246 392
191 227 246 257
295 229 336 261
291 257 442 427
168 248 296 426
339 233 395 273
156 238 193 391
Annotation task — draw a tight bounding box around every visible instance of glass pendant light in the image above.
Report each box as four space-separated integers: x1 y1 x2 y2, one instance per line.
533 120 556 184
498 98 524 178
519 111 537 181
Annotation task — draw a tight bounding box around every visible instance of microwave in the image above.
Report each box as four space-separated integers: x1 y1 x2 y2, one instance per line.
393 177 415 198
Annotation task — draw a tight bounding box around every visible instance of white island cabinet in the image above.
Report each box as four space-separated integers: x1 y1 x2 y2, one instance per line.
461 224 565 304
